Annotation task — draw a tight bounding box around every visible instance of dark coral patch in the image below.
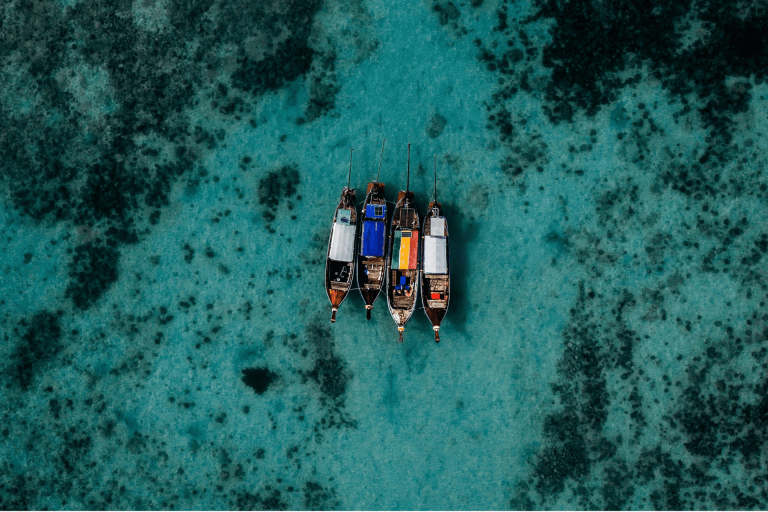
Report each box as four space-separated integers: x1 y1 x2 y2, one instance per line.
13 311 62 390
531 0 688 122
65 240 120 310
513 286 648 508
295 320 357 440
258 165 300 228
426 113 447 138
232 488 288 511
231 36 315 95
0 0 331 312
532 0 768 133
306 353 348 403
303 322 351 405
0 0 349 508
430 0 467 36
258 166 300 210
304 53 341 122
241 367 278 395
433 2 460 27
303 481 339 510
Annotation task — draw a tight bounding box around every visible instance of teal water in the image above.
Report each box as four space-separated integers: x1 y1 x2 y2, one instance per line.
2 0 768 509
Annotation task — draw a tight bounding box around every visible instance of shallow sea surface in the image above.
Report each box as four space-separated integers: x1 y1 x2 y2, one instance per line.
2 0 768 509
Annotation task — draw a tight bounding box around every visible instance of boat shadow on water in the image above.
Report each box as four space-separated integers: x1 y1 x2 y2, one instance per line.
437 199 477 336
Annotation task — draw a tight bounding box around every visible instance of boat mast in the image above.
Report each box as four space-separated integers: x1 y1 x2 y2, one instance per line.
376 139 385 183
433 154 437 202
347 148 354 190
406 143 411 194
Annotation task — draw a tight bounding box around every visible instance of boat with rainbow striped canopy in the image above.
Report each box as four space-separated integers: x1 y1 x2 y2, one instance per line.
325 150 358 323
420 155 450 342
357 139 388 320
386 144 420 342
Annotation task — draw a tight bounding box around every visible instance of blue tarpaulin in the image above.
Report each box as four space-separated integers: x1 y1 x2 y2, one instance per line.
361 220 385 257
366 204 386 219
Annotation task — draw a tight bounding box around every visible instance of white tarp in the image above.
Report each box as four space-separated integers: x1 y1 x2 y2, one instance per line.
424 236 447 274
431 217 445 236
329 222 356 262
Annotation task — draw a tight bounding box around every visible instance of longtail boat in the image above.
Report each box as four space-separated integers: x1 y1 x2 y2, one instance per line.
420 155 450 342
386 144 420 342
357 139 388 320
325 149 357 323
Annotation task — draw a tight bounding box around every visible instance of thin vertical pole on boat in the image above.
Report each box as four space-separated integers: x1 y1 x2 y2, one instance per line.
377 139 385 183
433 154 437 202
406 143 411 194
348 148 354 189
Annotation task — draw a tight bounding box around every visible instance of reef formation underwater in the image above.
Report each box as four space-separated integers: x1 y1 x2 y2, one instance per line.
2 0 768 509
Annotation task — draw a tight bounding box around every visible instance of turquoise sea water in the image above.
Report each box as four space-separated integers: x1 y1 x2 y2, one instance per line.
2 0 768 509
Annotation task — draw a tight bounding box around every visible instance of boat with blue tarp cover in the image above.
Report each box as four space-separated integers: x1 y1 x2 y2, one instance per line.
420 155 450 342
357 140 388 319
386 144 420 342
325 150 358 323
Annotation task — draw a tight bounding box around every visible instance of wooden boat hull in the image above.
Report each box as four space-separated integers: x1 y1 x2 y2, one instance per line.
386 191 420 342
325 188 357 322
420 201 450 342
356 182 387 320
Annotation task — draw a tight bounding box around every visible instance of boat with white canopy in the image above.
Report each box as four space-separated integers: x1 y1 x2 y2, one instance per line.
420 155 450 342
325 150 358 322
